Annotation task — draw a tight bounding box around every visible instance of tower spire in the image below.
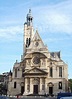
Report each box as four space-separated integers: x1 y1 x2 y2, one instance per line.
26 9 33 26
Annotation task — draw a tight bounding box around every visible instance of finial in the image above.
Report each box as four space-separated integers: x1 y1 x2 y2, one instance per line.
16 60 18 63
10 69 11 72
36 28 38 33
9 69 12 76
29 9 31 13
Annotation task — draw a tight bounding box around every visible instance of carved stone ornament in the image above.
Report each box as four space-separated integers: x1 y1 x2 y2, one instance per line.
35 42 39 47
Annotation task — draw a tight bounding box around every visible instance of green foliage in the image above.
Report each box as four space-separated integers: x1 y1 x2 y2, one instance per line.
68 79 72 92
0 83 7 95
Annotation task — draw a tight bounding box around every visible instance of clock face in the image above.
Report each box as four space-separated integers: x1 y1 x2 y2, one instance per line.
33 56 40 64
35 42 39 47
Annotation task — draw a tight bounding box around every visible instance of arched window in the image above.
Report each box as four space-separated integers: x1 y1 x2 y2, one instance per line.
28 18 30 21
22 68 25 77
59 82 62 89
50 67 53 77
26 38 28 47
28 38 31 46
59 67 62 77
15 68 17 77
14 82 16 88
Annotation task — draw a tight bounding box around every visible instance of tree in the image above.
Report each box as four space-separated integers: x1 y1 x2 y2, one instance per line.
68 79 72 92
0 83 7 95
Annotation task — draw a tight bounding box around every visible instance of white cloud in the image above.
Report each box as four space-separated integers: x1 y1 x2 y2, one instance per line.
33 0 72 35
0 26 23 41
43 37 70 44
0 0 72 42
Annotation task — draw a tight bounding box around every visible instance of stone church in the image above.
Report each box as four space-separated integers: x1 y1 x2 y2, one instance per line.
7 9 68 96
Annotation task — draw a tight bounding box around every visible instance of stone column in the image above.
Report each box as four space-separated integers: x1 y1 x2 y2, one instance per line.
40 78 45 94
45 79 49 94
53 66 56 78
40 78 42 93
47 85 49 94
24 78 28 95
45 78 48 93
30 78 33 94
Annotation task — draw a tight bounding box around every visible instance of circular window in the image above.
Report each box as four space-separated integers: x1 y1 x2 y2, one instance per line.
33 56 40 64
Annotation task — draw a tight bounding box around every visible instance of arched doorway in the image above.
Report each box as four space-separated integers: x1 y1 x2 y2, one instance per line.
48 82 54 95
21 82 24 95
33 85 38 94
21 86 24 95
32 77 40 94
49 87 53 95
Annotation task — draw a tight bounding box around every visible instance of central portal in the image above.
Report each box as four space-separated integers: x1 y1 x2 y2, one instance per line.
33 85 38 94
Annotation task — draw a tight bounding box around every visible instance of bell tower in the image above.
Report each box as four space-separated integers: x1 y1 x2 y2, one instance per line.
23 9 34 56
27 9 33 26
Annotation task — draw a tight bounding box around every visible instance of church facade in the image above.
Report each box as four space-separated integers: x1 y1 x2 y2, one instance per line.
7 9 68 96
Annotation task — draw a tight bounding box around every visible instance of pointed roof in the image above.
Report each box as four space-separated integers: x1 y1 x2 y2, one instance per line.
27 30 48 52
32 30 43 41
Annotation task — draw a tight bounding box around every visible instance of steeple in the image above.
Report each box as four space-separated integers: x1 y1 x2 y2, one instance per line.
26 9 33 26
9 70 12 82
9 69 12 76
23 9 34 57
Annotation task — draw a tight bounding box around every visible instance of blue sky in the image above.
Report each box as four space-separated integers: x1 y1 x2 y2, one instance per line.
0 0 72 78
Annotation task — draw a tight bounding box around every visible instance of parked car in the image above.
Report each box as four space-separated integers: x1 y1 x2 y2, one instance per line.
57 92 72 99
0 96 9 99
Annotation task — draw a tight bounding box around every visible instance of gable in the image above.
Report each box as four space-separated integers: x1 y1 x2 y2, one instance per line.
27 30 48 52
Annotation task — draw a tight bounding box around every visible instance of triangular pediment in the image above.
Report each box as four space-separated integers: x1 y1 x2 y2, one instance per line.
27 30 48 52
32 30 43 41
24 67 48 75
